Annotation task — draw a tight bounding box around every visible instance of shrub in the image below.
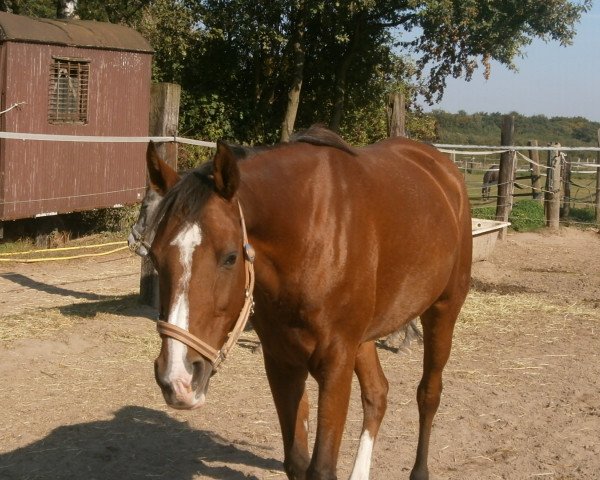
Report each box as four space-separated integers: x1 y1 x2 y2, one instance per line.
68 205 140 236
471 206 496 220
509 200 545 231
568 207 596 224
471 200 546 232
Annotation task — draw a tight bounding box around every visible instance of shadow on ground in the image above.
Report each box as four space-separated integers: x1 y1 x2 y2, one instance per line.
58 294 157 320
0 406 281 480
0 272 118 301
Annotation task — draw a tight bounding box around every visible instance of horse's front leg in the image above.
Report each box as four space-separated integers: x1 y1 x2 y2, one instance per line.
263 352 310 480
307 344 356 480
349 341 389 480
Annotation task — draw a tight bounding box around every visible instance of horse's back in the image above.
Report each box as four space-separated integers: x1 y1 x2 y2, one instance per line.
243 136 471 341
347 137 471 337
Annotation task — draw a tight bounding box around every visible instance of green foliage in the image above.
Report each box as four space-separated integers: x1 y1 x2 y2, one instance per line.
3 0 592 147
70 206 140 235
0 0 55 17
471 206 496 220
567 207 596 224
509 200 545 231
471 200 546 232
434 111 600 146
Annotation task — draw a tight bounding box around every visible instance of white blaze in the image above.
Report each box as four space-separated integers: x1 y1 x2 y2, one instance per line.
164 223 202 381
349 430 375 480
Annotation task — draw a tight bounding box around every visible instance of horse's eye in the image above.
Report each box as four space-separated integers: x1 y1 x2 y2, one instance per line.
222 252 238 268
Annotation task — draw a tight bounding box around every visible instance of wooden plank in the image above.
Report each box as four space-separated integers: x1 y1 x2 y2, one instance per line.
495 115 515 240
140 83 181 308
386 92 405 138
527 139 543 203
545 144 562 230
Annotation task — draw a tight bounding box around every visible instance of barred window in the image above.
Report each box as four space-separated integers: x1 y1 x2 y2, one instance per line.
48 57 90 124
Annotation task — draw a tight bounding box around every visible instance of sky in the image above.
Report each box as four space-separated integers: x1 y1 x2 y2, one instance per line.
420 2 600 122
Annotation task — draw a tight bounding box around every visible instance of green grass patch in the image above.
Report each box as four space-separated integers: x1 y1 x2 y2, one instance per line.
567 207 596 224
471 199 546 232
508 200 545 231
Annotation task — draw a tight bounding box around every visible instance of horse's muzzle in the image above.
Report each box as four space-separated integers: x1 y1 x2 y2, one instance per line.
154 358 212 410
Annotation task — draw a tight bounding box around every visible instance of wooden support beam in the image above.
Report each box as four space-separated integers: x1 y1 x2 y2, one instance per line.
527 140 543 203
140 83 181 308
387 93 406 138
545 143 563 230
495 115 515 240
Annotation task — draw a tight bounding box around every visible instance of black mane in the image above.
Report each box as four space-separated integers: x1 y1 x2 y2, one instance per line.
290 125 357 156
151 126 356 232
223 124 357 158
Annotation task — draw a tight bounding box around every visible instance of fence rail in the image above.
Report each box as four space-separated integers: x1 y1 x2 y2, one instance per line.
0 131 598 227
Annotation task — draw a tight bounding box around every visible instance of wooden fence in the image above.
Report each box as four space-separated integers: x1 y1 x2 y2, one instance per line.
437 116 600 231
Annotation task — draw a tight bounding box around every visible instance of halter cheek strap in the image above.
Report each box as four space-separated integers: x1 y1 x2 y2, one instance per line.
156 201 255 370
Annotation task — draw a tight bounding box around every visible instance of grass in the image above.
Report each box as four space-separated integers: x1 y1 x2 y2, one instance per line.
471 200 546 232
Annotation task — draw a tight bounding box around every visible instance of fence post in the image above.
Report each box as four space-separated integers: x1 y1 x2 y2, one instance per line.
596 128 600 223
561 157 571 219
386 92 405 138
140 83 181 308
545 143 562 230
495 115 515 240
527 140 543 203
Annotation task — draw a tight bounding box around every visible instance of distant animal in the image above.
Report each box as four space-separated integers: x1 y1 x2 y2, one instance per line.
481 164 499 200
145 125 472 479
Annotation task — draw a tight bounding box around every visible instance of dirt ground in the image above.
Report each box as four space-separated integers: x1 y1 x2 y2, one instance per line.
0 227 599 480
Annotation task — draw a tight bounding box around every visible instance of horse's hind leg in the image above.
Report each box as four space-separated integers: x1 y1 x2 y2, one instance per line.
349 341 389 480
410 300 463 480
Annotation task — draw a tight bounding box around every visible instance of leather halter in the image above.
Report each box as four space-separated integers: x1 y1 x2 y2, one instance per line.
129 224 153 254
156 202 256 370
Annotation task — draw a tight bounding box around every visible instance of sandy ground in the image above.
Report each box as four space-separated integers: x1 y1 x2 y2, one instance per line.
0 227 599 480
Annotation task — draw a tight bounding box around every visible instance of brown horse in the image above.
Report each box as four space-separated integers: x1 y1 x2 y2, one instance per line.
147 126 472 480
132 143 423 353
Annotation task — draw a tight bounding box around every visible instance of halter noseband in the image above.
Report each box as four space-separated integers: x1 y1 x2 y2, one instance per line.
156 202 256 370
129 224 153 255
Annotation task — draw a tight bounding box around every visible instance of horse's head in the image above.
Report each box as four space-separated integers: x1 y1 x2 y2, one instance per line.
149 142 254 410
128 142 180 256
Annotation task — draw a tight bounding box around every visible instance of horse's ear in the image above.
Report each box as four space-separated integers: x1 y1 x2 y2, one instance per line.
213 141 240 200
146 142 180 195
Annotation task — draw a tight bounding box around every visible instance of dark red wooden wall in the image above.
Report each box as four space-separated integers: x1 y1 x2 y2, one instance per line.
0 41 152 220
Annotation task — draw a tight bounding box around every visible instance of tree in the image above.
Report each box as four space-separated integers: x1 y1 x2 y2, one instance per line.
5 0 590 145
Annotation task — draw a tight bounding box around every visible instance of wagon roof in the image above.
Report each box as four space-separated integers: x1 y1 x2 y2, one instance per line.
0 11 153 53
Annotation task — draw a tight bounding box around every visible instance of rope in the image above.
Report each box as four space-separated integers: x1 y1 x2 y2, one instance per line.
0 240 126 256
438 149 509 156
0 131 216 148
0 242 129 263
0 102 26 116
435 143 600 152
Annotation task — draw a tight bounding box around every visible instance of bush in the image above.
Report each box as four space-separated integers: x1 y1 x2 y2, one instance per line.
471 206 496 220
471 200 545 232
68 205 140 236
509 200 545 231
568 207 596 224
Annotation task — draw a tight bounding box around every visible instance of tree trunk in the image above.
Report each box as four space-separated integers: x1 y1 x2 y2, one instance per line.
329 15 364 132
280 2 306 142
